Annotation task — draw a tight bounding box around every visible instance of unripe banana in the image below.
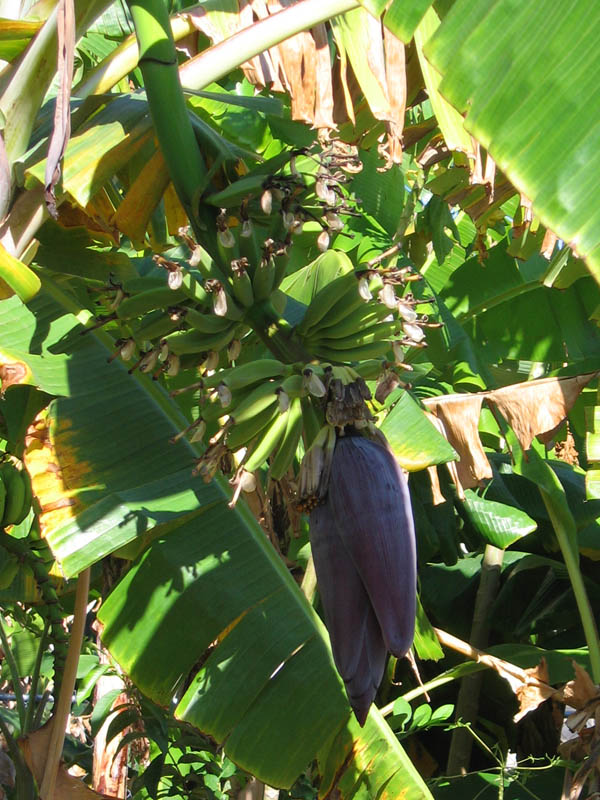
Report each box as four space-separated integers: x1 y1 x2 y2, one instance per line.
133 309 182 344
226 403 280 451
300 396 322 448
270 396 304 480
230 267 255 308
252 258 276 301
1 463 26 527
315 302 392 340
244 407 290 472
183 307 234 334
203 359 287 392
162 325 236 355
309 321 399 351
180 270 210 304
311 341 391 363
204 173 267 208
13 467 32 525
306 275 385 337
230 381 281 425
295 270 358 336
116 286 187 319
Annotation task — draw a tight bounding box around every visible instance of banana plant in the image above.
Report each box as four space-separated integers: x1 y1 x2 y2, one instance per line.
2 0 600 796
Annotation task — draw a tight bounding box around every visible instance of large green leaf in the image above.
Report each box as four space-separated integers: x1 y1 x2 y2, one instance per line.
99 500 432 795
425 0 600 280
381 389 457 469
0 288 432 795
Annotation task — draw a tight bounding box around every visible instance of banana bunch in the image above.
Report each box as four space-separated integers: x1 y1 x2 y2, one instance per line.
294 266 434 365
0 457 33 527
96 259 254 378
309 432 416 725
190 359 311 483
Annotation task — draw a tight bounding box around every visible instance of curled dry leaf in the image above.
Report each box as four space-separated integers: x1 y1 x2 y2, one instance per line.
19 722 117 799
422 373 597 501
487 373 598 452
185 0 405 137
434 628 555 723
422 395 492 491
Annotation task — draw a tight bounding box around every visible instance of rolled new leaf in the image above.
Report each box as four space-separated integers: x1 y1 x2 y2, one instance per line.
310 498 387 726
327 435 417 659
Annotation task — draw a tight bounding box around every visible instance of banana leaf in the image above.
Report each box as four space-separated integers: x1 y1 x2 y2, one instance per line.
0 287 432 795
425 0 600 281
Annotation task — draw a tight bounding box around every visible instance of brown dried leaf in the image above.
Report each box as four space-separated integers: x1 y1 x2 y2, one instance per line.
434 629 555 722
541 229 558 259
515 658 556 722
487 373 598 452
312 23 335 129
19 723 117 799
426 465 445 505
560 660 600 711
423 395 492 489
382 28 406 164
45 0 75 218
268 0 316 123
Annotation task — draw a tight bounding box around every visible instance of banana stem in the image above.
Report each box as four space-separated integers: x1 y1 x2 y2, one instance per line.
39 567 90 800
244 300 310 364
127 0 209 240
446 544 503 775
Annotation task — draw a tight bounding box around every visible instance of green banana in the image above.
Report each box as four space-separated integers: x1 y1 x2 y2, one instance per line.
270 396 304 480
204 173 267 208
310 321 400 351
351 360 386 380
13 467 32 526
244 407 290 472
133 309 182 344
312 341 392 363
300 396 322 448
230 267 255 308
203 359 287 392
183 307 234 334
304 275 385 337
295 272 359 336
1 463 26 527
162 325 236 355
252 258 277 301
181 270 210 304
230 381 282 425
226 402 280 451
314 301 392 340
116 286 188 319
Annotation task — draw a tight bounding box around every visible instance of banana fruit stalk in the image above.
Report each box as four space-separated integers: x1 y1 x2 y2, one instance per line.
309 433 416 725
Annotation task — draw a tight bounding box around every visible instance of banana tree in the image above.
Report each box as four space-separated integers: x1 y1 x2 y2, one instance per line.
2 0 600 798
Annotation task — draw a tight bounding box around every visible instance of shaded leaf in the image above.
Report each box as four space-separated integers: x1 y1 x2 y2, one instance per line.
461 488 537 549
